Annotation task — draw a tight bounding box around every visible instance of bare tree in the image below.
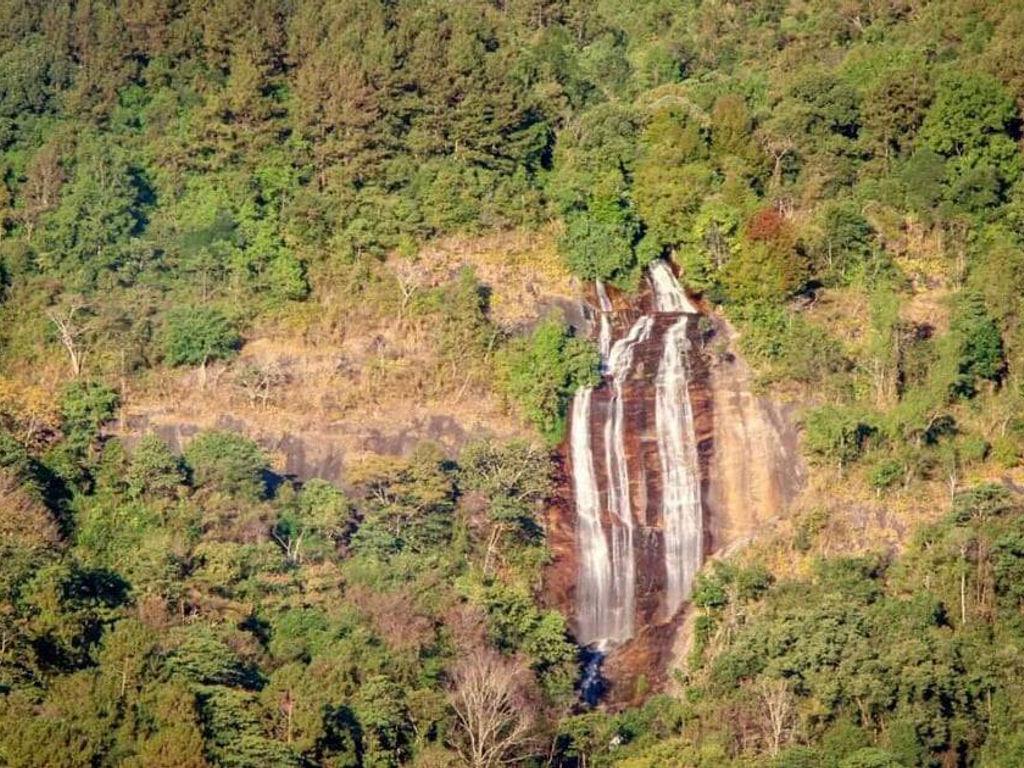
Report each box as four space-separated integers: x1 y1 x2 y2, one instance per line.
756 130 796 192
756 677 795 757
391 258 425 328
234 361 290 410
46 301 90 377
21 142 65 239
945 218 970 289
447 646 538 768
942 447 960 501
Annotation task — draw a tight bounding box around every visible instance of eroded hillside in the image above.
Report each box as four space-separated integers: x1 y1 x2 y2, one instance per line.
107 229 581 478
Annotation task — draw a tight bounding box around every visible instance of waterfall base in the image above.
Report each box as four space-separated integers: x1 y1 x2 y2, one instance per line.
579 647 607 707
600 613 686 706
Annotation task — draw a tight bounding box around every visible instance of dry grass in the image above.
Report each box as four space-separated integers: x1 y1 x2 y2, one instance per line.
121 228 580 474
741 436 1024 590
392 224 577 327
868 209 953 289
802 286 871 349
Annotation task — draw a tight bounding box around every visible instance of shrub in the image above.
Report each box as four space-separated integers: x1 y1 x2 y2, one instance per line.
691 565 732 610
497 318 600 445
184 430 267 499
773 747 826 768
163 307 240 367
803 406 875 470
735 565 773 601
950 483 1016 524
992 435 1021 468
958 434 991 465
840 748 906 768
869 458 903 492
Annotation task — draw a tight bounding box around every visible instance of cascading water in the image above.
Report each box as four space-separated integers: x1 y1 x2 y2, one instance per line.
650 260 698 314
601 315 654 644
655 316 702 617
649 261 703 617
571 387 613 645
570 260 703 654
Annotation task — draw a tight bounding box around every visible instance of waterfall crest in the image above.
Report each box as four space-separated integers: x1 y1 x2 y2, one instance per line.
650 260 699 314
570 261 703 648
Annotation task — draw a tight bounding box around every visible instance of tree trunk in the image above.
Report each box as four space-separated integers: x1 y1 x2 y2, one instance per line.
960 568 967 626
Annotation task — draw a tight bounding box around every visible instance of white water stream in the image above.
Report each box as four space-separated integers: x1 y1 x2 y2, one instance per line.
655 315 702 617
600 314 654 644
571 261 702 647
571 387 614 644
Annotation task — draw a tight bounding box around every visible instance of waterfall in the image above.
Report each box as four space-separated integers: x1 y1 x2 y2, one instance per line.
655 315 702 617
570 260 703 650
571 387 613 645
601 315 654 644
650 260 699 314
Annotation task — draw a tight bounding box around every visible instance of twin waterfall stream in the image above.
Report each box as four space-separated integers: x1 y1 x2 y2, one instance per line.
570 261 703 662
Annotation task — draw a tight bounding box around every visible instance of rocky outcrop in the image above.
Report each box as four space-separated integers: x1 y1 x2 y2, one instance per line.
116 409 498 486
703 319 804 554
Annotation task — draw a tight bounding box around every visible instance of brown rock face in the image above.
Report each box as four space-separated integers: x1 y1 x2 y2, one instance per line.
544 272 802 707
704 319 804 553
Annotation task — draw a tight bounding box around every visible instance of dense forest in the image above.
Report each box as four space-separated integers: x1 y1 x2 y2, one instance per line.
2 0 1024 766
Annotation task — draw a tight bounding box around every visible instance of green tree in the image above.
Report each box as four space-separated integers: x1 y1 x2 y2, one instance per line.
122 683 211 768
788 72 861 139
163 307 241 370
861 67 933 162
184 430 267 500
920 71 1021 186
353 675 410 768
560 175 642 283
40 135 145 287
948 291 1005 398
168 627 257 688
348 443 456 556
633 108 711 252
819 202 874 283
903 148 947 214
273 479 352 564
127 434 185 499
497 318 599 444
59 380 119 439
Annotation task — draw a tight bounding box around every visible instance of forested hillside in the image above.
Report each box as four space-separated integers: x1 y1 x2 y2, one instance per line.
2 0 1024 766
